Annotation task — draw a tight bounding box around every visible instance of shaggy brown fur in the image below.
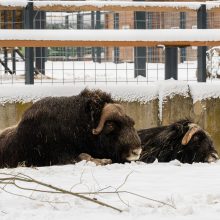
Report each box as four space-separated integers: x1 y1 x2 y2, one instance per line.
139 119 219 164
0 89 141 168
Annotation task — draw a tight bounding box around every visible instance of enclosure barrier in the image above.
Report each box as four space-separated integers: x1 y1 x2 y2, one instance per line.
0 29 220 47
0 1 220 84
1 1 220 13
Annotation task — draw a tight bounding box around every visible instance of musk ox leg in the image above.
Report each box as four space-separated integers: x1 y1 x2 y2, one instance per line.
0 125 23 168
77 153 112 166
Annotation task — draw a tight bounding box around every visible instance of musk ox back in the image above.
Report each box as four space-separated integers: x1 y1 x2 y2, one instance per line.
138 119 219 164
0 89 142 167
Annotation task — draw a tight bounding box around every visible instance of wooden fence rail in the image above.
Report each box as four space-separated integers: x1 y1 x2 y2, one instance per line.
0 1 220 12
0 29 220 47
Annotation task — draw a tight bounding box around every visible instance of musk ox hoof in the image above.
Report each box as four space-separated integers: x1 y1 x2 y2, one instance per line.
77 153 112 166
96 158 112 165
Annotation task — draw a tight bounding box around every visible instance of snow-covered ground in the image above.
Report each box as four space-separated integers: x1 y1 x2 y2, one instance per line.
0 160 220 220
0 58 220 84
0 60 200 84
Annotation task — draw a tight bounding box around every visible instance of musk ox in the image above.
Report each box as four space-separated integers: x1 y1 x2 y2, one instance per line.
0 89 142 168
138 119 219 164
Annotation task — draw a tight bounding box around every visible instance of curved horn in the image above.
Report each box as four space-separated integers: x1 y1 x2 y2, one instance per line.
181 123 201 145
92 103 125 135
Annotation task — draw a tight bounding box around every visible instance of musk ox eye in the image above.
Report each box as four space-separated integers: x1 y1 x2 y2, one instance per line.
192 135 199 141
103 121 116 134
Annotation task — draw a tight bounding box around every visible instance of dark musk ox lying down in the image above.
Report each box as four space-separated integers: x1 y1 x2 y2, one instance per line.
0 89 142 168
138 119 219 164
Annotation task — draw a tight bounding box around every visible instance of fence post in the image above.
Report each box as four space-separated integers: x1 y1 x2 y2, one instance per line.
24 0 34 84
180 12 186 63
77 12 83 61
35 11 46 75
96 11 102 63
3 11 8 74
146 12 153 63
165 47 178 80
91 11 95 62
134 0 146 77
197 4 207 82
12 11 16 74
114 13 120 64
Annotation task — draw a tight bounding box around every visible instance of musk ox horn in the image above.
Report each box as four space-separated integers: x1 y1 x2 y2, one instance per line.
92 103 125 135
181 123 201 145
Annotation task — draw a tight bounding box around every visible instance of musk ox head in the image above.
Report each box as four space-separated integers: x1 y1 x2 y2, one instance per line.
92 103 142 163
181 123 219 163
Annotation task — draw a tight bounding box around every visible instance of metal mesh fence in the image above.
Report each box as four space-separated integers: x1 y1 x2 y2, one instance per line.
0 8 220 84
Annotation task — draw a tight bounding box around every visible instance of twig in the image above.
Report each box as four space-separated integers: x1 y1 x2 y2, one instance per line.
1 210 7 215
116 171 134 191
119 191 176 209
116 191 130 207
70 167 86 191
0 185 71 207
0 173 122 212
0 172 175 210
75 191 176 209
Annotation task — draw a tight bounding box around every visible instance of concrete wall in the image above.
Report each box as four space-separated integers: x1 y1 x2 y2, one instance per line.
0 97 220 152
0 102 32 130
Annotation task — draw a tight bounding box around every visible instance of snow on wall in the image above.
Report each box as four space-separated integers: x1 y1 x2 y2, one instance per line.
190 83 220 102
0 80 220 106
158 80 190 120
0 84 159 105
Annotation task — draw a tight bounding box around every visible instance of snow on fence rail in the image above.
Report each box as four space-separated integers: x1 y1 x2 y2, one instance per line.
0 1 220 12
0 29 220 47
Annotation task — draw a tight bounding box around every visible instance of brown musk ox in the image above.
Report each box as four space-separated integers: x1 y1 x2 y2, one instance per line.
138 119 219 164
0 89 142 168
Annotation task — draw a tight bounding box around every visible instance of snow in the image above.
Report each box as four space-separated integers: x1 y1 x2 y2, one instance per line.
1 29 220 43
206 46 220 78
0 0 27 7
0 0 202 10
33 0 202 10
158 81 190 119
0 84 159 105
0 81 220 220
190 83 220 101
205 1 220 10
0 80 220 106
1 2 220 219
0 161 220 220
1 0 220 12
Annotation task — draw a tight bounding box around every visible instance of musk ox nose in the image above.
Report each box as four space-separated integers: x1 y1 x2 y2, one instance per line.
126 147 142 161
205 152 219 163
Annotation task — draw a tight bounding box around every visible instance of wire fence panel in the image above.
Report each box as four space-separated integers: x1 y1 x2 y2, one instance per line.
0 6 220 84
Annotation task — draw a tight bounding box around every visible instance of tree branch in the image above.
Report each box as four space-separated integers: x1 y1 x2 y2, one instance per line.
0 172 122 212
